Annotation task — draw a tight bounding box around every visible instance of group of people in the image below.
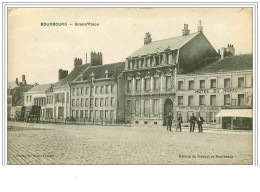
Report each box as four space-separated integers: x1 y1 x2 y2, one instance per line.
165 112 205 132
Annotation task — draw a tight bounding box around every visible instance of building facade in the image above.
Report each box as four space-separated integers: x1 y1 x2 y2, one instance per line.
123 23 218 125
70 58 125 123
176 51 252 129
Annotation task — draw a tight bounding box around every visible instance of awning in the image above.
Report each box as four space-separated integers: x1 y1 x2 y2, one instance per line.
215 109 252 118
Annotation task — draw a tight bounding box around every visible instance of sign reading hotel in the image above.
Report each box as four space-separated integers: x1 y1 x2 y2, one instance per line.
195 88 236 94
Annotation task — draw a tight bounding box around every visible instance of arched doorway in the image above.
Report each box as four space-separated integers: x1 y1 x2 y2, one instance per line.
163 98 173 126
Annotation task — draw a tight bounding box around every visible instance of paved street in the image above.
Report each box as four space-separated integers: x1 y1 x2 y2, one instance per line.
7 121 252 165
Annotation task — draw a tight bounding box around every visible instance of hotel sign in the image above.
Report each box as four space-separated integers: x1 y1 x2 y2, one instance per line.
195 88 236 94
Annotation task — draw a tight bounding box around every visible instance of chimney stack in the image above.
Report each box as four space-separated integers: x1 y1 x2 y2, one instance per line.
22 75 26 85
74 58 83 69
144 32 152 45
220 44 235 59
90 51 103 66
182 24 190 36
197 20 203 33
15 78 19 85
58 69 68 81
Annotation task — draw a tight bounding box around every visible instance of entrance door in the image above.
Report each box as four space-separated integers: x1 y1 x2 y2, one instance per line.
164 98 173 125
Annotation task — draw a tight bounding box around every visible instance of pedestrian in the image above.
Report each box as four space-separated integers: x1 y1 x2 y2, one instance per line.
197 113 205 133
177 113 183 132
189 113 196 132
166 112 173 131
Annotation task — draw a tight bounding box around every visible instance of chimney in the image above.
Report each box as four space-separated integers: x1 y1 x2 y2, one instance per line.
197 20 203 33
182 24 190 36
90 51 103 66
58 69 68 81
220 47 227 59
74 58 82 69
144 32 152 45
218 49 220 56
34 82 39 87
15 78 19 85
86 53 88 64
22 75 26 85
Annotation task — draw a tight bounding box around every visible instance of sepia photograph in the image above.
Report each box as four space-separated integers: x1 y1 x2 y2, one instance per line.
6 7 254 165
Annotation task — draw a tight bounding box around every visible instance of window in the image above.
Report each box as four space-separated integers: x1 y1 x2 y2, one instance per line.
72 110 75 118
189 80 194 90
200 80 205 89
95 110 99 119
178 96 183 106
135 100 141 114
105 98 109 107
85 110 88 118
26 96 28 102
210 79 216 88
224 95 230 105
95 86 99 94
30 96 32 102
238 77 245 87
66 92 69 103
199 95 205 105
81 87 84 95
72 99 75 107
154 77 160 90
91 85 94 94
95 98 99 107
111 97 114 106
224 78 230 88
76 110 79 118
188 96 194 106
105 110 109 119
209 112 217 124
166 76 171 89
76 99 79 107
72 88 75 96
81 99 84 107
85 98 88 107
210 95 216 106
153 99 159 115
178 81 183 90
238 94 245 106
127 80 132 92
90 98 94 108
144 100 150 115
110 110 114 120
80 110 84 119
85 87 89 95
105 85 109 94
126 100 132 115
111 85 114 93
100 98 104 107
101 86 104 94
144 78 150 90
135 79 141 91
76 88 79 96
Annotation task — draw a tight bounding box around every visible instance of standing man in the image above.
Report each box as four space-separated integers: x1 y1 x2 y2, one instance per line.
177 113 183 132
197 113 205 133
166 112 173 131
189 113 196 132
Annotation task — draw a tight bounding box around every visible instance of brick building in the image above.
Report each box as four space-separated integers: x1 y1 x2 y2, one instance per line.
123 23 218 125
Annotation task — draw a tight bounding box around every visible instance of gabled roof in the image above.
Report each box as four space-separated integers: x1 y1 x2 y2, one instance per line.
8 82 18 89
129 32 200 57
54 64 90 87
78 62 125 81
26 83 53 93
184 54 253 75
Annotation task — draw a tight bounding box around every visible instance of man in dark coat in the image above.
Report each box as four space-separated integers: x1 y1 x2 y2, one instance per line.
189 113 196 132
197 113 205 133
177 113 183 132
166 112 173 131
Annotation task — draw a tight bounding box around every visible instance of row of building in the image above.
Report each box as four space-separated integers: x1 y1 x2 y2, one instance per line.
8 22 253 129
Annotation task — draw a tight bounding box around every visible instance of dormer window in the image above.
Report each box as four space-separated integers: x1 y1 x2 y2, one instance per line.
105 70 109 78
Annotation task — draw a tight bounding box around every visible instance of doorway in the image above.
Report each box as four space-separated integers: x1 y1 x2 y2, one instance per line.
163 98 173 126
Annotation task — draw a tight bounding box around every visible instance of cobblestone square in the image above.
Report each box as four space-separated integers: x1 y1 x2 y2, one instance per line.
7 122 253 165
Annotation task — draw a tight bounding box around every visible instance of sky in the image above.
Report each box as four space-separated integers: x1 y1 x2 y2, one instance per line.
8 7 252 84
